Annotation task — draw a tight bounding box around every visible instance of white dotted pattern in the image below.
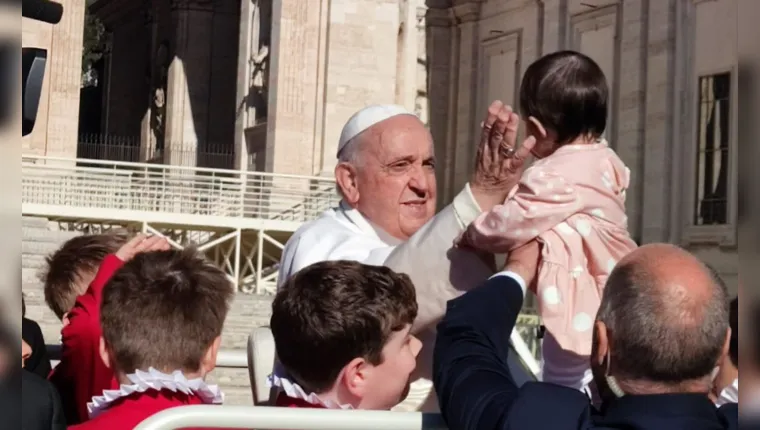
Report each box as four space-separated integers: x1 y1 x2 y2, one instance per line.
542 286 561 305
572 312 594 332
607 258 617 273
557 222 574 235
575 219 592 237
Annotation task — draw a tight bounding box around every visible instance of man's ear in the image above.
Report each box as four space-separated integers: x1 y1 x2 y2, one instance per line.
201 336 222 376
593 321 609 366
334 163 359 205
717 327 732 367
339 357 369 399
527 116 548 140
99 336 112 369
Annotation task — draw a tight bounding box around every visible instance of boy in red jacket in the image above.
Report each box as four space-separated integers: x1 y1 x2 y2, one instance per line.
48 234 167 425
270 261 422 410
70 245 234 430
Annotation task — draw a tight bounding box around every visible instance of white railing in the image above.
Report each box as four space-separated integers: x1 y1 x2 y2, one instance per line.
134 405 447 430
22 156 338 224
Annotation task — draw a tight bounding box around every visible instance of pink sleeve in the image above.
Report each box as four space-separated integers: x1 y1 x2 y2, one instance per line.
461 167 582 253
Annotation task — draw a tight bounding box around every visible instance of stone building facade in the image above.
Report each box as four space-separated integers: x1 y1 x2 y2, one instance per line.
21 0 87 158
91 0 738 291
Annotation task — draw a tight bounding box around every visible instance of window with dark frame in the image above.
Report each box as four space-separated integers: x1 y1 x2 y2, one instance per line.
694 72 731 226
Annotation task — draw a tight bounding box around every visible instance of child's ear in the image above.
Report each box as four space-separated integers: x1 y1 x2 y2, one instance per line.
201 336 222 375
527 116 548 140
341 357 370 398
98 336 112 369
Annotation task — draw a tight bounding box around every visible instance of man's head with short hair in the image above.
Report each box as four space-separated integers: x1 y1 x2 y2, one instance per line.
43 233 128 321
592 244 731 399
271 260 422 410
99 248 234 379
519 50 608 158
334 105 437 241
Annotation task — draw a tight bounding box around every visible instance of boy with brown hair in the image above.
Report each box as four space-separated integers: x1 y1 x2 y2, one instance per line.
70 246 234 430
270 260 422 410
42 233 128 325
49 234 166 425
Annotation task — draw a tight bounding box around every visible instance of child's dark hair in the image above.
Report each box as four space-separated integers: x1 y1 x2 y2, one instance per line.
43 233 128 320
100 248 234 374
271 260 418 394
519 50 608 144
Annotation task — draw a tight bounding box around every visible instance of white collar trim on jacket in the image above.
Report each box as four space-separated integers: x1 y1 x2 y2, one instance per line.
267 373 354 410
87 367 224 419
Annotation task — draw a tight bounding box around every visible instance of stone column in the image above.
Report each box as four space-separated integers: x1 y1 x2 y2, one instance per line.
540 0 568 54
615 0 647 242
234 0 253 171
425 6 458 206
164 0 214 166
45 0 86 159
451 0 483 193
395 0 419 111
641 0 677 243
266 0 323 175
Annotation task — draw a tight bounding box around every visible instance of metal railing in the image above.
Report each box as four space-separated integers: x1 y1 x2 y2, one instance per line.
134 405 447 430
22 155 338 225
76 134 237 169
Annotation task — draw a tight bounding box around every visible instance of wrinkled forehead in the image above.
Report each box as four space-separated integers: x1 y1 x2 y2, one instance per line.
363 116 434 160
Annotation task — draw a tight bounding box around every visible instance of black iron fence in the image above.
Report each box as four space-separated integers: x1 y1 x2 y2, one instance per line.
76 134 236 169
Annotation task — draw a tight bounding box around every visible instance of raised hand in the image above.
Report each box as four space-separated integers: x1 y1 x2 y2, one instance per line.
470 100 536 211
115 234 171 262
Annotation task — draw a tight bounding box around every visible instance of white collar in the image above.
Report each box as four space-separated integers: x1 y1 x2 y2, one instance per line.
715 378 739 406
337 201 403 246
87 368 224 419
267 372 353 410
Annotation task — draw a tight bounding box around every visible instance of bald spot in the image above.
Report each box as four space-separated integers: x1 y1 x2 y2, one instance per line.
616 243 716 329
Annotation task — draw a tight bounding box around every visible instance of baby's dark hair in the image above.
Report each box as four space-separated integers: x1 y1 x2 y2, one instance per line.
519 50 608 144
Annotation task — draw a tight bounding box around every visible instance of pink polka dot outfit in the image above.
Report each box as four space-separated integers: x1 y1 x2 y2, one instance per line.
460 140 637 390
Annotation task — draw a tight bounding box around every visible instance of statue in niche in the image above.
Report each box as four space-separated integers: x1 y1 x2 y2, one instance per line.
250 44 269 120
150 41 170 153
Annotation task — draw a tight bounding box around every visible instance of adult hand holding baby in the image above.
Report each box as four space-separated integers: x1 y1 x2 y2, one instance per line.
470 100 536 212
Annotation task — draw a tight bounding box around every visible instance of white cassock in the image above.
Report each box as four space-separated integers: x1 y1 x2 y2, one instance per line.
277 105 538 412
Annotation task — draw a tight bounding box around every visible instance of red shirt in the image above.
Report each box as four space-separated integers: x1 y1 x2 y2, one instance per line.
49 254 124 425
68 390 221 430
275 392 328 409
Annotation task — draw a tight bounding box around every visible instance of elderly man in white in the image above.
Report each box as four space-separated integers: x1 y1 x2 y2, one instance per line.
277 101 538 411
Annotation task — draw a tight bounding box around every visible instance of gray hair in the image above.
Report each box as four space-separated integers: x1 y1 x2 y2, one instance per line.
335 135 367 198
597 260 729 383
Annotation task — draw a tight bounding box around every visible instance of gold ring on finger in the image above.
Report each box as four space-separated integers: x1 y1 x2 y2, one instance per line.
500 146 515 158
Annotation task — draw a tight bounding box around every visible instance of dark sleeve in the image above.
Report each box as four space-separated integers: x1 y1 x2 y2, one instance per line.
433 274 526 430
47 377 67 430
433 274 595 430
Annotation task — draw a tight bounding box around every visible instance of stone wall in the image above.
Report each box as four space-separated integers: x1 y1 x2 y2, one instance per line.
21 0 87 158
21 216 273 406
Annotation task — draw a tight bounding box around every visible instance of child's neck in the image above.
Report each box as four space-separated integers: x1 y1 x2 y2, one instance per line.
566 134 599 146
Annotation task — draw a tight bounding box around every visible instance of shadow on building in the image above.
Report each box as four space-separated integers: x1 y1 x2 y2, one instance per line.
84 0 271 170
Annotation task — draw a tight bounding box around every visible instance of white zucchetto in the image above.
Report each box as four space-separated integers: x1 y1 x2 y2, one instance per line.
337 104 417 157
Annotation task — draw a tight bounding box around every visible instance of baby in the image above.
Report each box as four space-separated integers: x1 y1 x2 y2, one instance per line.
270 260 422 410
457 50 637 396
